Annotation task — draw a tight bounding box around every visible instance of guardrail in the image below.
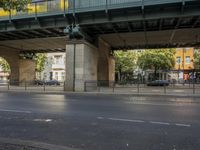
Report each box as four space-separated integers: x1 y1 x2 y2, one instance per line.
0 79 199 95
0 0 193 21
0 80 65 92
84 80 200 95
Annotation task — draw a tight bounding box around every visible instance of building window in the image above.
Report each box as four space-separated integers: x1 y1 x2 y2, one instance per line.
176 57 181 64
54 55 62 64
186 56 190 64
55 72 58 80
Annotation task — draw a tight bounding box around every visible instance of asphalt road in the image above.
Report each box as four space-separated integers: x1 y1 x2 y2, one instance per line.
0 92 200 150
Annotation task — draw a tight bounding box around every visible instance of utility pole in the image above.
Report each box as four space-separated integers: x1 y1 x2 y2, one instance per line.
182 48 186 84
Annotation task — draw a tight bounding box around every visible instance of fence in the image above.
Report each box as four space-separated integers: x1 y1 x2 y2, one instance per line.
0 80 64 92
84 80 200 95
0 0 187 20
0 79 199 95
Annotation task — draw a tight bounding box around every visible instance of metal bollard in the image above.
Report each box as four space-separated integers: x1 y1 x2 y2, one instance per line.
84 82 86 92
7 81 10 90
193 82 195 94
25 80 27 91
98 86 100 92
43 82 46 91
112 82 115 93
137 83 139 94
164 84 166 94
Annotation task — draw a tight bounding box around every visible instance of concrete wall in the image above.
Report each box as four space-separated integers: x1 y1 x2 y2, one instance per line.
108 56 115 81
65 41 98 91
0 47 20 82
19 59 36 83
98 38 115 82
0 47 36 83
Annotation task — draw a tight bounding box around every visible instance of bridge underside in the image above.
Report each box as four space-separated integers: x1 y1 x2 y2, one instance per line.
101 28 200 50
0 37 66 53
0 27 199 54
0 0 199 52
0 0 199 91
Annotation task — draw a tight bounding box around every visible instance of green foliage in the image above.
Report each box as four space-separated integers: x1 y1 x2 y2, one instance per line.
0 0 30 11
0 58 10 72
114 50 137 73
137 49 176 79
194 49 200 69
35 53 47 73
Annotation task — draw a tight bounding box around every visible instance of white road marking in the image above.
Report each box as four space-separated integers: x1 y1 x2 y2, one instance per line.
97 117 104 120
0 109 31 114
150 121 170 125
108 118 145 123
105 117 191 128
45 119 53 122
33 119 53 122
125 101 186 106
175 123 191 127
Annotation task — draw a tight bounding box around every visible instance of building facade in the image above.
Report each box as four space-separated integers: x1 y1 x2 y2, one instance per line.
40 53 65 82
174 48 194 81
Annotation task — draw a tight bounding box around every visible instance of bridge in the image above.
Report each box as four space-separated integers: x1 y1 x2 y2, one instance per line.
0 0 199 91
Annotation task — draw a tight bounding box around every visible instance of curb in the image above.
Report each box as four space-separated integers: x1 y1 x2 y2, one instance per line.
0 137 79 150
1 90 200 98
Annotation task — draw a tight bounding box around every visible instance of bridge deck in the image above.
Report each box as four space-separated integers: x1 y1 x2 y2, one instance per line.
0 0 199 52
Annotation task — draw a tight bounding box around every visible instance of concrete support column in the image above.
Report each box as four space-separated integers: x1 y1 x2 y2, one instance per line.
0 47 36 84
65 41 98 91
0 48 20 82
98 38 115 82
19 59 36 83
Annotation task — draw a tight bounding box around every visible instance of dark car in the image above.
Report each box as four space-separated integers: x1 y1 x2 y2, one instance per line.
34 80 45 85
147 80 169 86
45 80 60 86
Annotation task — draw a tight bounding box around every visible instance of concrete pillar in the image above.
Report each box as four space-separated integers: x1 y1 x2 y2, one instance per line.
19 59 36 83
98 38 115 83
0 48 20 82
108 56 115 82
0 47 36 84
65 41 98 91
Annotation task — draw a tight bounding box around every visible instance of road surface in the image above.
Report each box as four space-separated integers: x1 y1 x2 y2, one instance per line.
0 92 199 150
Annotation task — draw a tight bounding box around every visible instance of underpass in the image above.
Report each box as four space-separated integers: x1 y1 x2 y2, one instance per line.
0 0 199 91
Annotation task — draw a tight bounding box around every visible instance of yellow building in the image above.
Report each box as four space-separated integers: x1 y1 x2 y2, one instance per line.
174 48 194 80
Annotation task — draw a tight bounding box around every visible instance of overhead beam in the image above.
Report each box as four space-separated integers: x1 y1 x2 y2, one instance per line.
192 16 200 28
127 22 133 32
169 18 182 44
159 19 163 31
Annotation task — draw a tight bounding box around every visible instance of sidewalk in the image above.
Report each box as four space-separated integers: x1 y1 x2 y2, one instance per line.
1 89 200 99
0 137 79 150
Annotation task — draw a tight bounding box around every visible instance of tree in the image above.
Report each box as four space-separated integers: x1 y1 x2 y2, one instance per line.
35 53 47 73
0 58 10 72
114 50 137 81
137 49 176 80
0 0 30 11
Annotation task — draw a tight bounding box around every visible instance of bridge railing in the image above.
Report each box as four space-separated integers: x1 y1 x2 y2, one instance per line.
0 0 193 21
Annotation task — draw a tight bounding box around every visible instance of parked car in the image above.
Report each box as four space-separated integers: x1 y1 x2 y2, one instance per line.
45 80 60 86
147 80 169 86
34 80 45 85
